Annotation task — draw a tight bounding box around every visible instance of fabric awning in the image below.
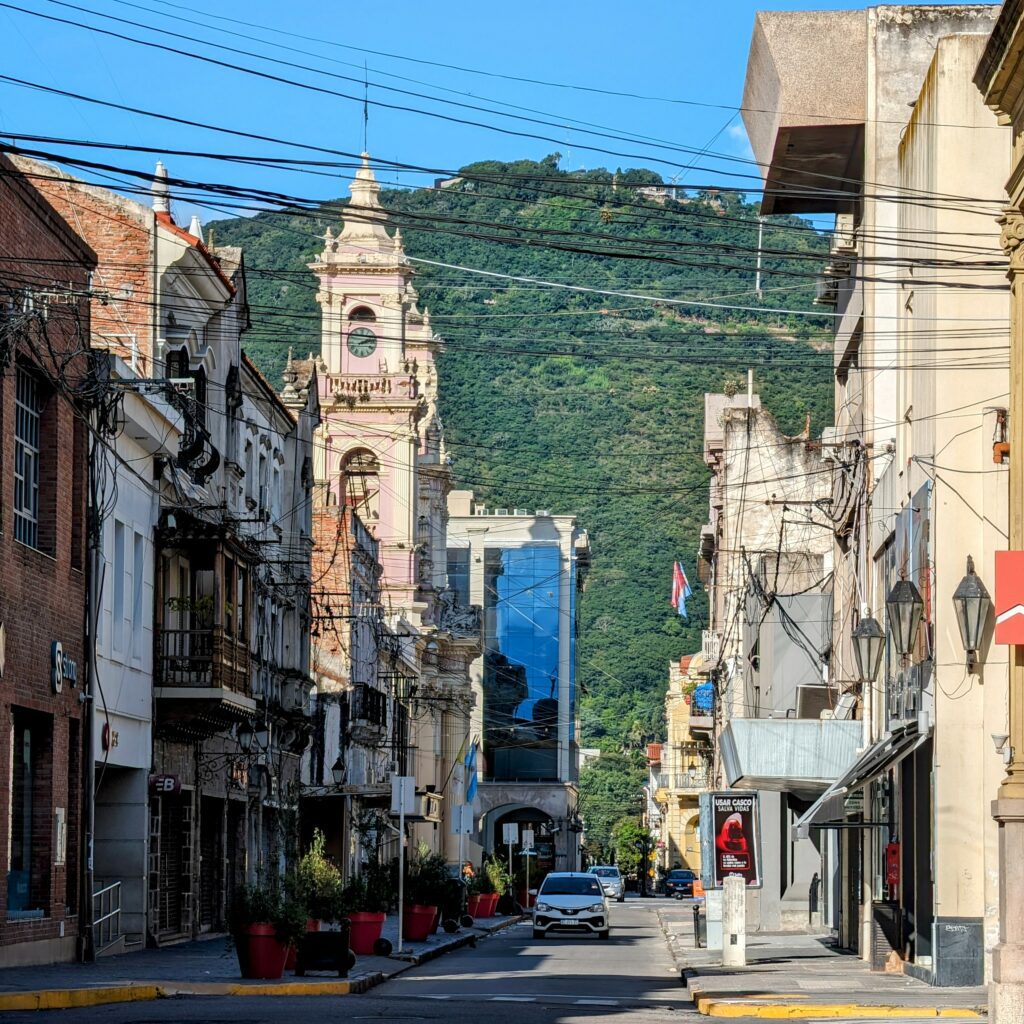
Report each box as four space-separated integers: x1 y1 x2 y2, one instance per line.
794 722 929 838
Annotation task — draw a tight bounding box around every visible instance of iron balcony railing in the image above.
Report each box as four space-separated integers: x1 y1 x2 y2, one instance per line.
655 769 713 793
157 627 250 692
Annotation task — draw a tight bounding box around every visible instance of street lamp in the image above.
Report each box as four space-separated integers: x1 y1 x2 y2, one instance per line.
886 576 924 659
952 555 991 671
236 722 255 753
254 725 271 752
331 757 347 786
851 613 885 684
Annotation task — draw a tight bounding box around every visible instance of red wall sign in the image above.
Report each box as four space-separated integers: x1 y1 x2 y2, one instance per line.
995 551 1024 644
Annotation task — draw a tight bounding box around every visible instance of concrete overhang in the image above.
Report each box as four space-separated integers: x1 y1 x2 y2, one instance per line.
742 9 867 214
719 718 863 800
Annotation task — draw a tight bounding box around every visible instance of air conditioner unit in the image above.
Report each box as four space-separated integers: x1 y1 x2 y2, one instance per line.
832 212 857 254
795 685 834 720
814 276 838 307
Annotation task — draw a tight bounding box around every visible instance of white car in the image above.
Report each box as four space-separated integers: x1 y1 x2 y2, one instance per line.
589 865 625 902
532 872 610 940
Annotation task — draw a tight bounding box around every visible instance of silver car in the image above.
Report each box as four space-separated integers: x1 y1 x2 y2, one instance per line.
532 872 610 939
589 865 625 902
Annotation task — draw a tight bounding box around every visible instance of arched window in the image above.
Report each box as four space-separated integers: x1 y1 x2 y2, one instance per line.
341 449 380 523
348 306 376 323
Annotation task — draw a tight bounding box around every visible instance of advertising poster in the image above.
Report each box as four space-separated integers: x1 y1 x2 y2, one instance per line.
708 792 762 889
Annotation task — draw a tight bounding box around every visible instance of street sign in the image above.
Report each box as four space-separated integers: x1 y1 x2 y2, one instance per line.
521 828 535 850
451 804 474 835
391 775 416 815
503 822 519 845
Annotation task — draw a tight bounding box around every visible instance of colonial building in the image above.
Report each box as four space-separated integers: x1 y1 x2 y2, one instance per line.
307 156 480 870
19 157 319 950
698 388 861 935
652 656 714 875
446 491 590 873
0 154 95 965
740 2 1008 988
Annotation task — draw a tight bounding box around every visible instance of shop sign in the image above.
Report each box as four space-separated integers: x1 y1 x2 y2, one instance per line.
50 641 79 693
701 791 762 890
149 774 181 795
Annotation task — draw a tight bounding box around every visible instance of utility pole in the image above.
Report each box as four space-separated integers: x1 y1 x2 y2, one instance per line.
754 216 765 300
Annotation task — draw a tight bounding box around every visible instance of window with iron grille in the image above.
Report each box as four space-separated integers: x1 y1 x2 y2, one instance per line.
14 366 42 548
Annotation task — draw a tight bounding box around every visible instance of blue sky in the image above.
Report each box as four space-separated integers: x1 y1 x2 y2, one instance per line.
0 0 897 224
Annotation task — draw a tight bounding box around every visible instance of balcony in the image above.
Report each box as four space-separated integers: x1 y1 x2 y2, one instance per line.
155 627 255 734
689 681 715 736
654 768 713 800
350 682 388 744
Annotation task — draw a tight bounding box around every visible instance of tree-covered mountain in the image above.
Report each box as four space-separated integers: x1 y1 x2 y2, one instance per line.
210 156 834 761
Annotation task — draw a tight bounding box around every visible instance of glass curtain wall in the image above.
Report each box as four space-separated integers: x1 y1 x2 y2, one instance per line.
483 546 561 781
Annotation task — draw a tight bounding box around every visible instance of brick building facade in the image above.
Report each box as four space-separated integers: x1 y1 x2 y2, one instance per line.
0 154 96 965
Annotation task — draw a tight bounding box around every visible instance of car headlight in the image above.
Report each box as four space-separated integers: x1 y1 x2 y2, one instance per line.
588 903 605 913
535 902 552 912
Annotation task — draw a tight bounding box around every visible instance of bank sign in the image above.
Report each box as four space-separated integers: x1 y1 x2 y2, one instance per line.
699 791 762 890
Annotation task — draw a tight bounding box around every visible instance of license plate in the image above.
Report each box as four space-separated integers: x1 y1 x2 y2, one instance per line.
561 919 580 926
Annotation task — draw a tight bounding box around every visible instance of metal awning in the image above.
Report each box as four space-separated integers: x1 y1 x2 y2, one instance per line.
794 723 929 838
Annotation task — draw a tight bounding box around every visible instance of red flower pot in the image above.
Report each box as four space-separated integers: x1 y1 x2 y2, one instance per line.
237 923 288 980
482 892 499 917
348 911 386 955
402 904 438 942
466 894 483 918
516 889 536 909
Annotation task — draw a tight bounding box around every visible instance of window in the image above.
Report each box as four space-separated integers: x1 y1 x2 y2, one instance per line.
341 450 380 523
132 532 145 660
447 548 470 607
348 306 376 322
113 521 126 652
7 709 53 917
13 366 42 548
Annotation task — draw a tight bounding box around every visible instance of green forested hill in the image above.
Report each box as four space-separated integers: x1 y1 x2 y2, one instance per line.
210 157 834 763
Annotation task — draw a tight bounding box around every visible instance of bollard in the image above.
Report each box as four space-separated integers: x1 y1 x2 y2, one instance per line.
721 875 746 967
692 901 703 948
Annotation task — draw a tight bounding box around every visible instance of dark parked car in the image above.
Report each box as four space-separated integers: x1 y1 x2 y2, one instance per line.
663 868 698 898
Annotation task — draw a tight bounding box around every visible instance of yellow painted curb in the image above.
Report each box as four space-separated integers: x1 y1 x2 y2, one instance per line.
690 989 981 1019
0 984 161 1012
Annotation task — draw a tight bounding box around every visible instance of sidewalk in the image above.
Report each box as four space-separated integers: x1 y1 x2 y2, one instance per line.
657 903 986 1019
0 913 523 1012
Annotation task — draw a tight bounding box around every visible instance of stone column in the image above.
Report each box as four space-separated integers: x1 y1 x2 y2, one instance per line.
990 210 1024 1023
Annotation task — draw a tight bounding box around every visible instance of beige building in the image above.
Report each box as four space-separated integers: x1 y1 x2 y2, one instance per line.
652 656 713 873
742 3 1009 987
699 389 861 934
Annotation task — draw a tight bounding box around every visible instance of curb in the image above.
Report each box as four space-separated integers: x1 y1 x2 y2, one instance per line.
0 917 524 1012
686 979 983 1019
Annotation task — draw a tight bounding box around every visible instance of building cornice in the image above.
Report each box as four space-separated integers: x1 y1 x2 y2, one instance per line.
975 0 1024 118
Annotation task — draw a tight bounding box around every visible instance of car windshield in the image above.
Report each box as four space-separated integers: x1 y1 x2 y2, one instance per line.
541 876 603 896
668 871 695 880
592 868 619 878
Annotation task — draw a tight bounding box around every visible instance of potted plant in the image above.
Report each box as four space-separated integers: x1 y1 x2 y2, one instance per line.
403 850 448 942
292 831 345 928
465 871 487 919
345 859 393 955
228 881 306 980
482 857 509 917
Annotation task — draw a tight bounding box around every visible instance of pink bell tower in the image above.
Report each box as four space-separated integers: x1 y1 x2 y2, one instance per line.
310 155 447 618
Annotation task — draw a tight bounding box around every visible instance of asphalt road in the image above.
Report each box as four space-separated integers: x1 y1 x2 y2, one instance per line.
20 899 706 1024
